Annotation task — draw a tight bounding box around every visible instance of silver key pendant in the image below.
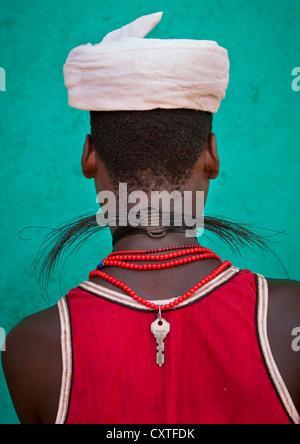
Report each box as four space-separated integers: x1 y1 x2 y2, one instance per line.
151 317 171 367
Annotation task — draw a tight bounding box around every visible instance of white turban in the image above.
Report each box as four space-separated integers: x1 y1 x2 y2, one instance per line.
63 12 229 113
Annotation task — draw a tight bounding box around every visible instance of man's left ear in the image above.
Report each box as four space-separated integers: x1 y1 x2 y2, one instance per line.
204 133 220 179
81 134 97 179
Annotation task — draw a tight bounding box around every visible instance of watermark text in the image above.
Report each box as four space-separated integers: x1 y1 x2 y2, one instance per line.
0 328 6 352
291 67 300 92
106 428 195 441
0 68 6 92
292 327 300 352
96 183 204 237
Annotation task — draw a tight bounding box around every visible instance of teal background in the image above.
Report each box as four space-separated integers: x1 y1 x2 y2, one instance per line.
0 0 299 424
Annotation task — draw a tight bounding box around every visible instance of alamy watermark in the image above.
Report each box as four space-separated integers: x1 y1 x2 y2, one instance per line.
291 327 300 352
96 183 205 237
291 67 300 92
0 67 6 92
0 328 6 352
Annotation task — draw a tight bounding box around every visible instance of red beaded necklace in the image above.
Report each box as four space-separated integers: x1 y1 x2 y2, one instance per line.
89 244 231 312
89 244 231 367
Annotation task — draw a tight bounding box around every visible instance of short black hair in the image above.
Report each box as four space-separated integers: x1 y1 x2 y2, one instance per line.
90 109 213 192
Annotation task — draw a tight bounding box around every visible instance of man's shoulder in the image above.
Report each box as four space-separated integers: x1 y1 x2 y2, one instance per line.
1 304 61 424
3 304 61 358
267 277 300 297
266 277 300 328
265 277 300 414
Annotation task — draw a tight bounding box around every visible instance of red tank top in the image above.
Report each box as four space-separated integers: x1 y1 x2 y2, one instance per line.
55 266 300 424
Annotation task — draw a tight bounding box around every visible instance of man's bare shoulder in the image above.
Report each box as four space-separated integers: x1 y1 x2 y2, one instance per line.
1 305 62 424
267 277 300 297
266 277 300 413
267 277 300 320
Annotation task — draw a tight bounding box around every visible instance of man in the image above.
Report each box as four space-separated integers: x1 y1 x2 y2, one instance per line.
2 12 300 424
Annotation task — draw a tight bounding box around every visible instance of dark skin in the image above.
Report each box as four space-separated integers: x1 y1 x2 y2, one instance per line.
2 134 300 424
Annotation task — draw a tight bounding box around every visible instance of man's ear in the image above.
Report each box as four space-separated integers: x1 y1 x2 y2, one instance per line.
81 134 97 179
204 133 220 180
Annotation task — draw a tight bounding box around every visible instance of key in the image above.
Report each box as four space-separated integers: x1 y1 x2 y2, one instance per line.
151 318 171 367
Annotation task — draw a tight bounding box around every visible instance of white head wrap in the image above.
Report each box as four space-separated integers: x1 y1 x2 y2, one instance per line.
63 12 229 113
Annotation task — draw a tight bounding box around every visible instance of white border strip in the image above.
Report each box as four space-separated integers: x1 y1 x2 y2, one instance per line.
55 296 72 425
79 266 240 311
256 274 300 425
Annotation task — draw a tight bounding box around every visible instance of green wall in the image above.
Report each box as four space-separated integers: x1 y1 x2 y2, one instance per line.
0 0 299 424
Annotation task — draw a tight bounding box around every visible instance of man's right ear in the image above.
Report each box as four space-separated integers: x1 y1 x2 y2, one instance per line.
81 134 97 179
204 133 220 180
